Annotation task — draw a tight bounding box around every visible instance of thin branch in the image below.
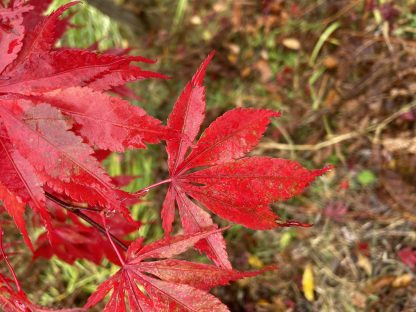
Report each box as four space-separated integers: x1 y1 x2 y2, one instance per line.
259 102 416 152
45 192 101 212
71 209 128 252
45 193 128 252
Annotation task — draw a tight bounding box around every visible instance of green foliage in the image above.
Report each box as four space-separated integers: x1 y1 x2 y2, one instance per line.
357 170 377 187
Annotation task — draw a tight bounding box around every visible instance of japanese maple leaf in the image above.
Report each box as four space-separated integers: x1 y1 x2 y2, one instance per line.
85 228 271 312
161 52 331 268
0 1 170 246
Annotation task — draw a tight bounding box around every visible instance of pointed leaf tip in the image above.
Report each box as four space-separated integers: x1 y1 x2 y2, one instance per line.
55 1 80 12
191 51 216 86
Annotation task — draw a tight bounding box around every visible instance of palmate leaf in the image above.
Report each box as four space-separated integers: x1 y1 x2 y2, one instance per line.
85 229 271 312
162 53 331 268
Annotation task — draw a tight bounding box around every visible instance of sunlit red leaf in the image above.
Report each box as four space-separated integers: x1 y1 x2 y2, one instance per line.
0 1 168 249
162 53 330 267
37 87 170 151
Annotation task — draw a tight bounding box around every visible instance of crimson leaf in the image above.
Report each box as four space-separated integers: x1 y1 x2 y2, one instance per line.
161 52 331 268
85 229 271 312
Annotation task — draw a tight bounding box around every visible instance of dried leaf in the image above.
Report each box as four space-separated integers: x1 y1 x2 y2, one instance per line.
357 253 372 276
302 264 315 301
383 137 416 154
392 274 413 288
282 38 301 50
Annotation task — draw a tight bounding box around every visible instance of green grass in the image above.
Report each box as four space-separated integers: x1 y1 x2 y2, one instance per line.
49 0 124 50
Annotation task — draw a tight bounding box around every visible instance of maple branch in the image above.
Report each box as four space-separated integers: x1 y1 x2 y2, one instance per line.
45 193 128 252
45 192 101 212
70 209 128 252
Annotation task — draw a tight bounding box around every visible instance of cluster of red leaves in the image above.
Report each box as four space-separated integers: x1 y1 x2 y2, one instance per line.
0 1 330 311
0 0 168 248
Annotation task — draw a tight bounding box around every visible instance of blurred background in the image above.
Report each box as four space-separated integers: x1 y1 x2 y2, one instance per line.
14 0 416 311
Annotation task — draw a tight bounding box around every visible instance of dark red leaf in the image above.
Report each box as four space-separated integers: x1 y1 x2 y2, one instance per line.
86 229 269 312
0 100 124 211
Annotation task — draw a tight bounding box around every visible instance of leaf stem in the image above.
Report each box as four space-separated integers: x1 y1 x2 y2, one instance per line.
101 213 126 266
134 178 172 196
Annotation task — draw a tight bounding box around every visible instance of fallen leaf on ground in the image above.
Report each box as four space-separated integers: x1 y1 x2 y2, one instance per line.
302 263 315 301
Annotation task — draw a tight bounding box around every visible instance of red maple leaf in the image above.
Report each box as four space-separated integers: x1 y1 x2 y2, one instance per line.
158 52 331 268
0 1 169 247
85 228 272 312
